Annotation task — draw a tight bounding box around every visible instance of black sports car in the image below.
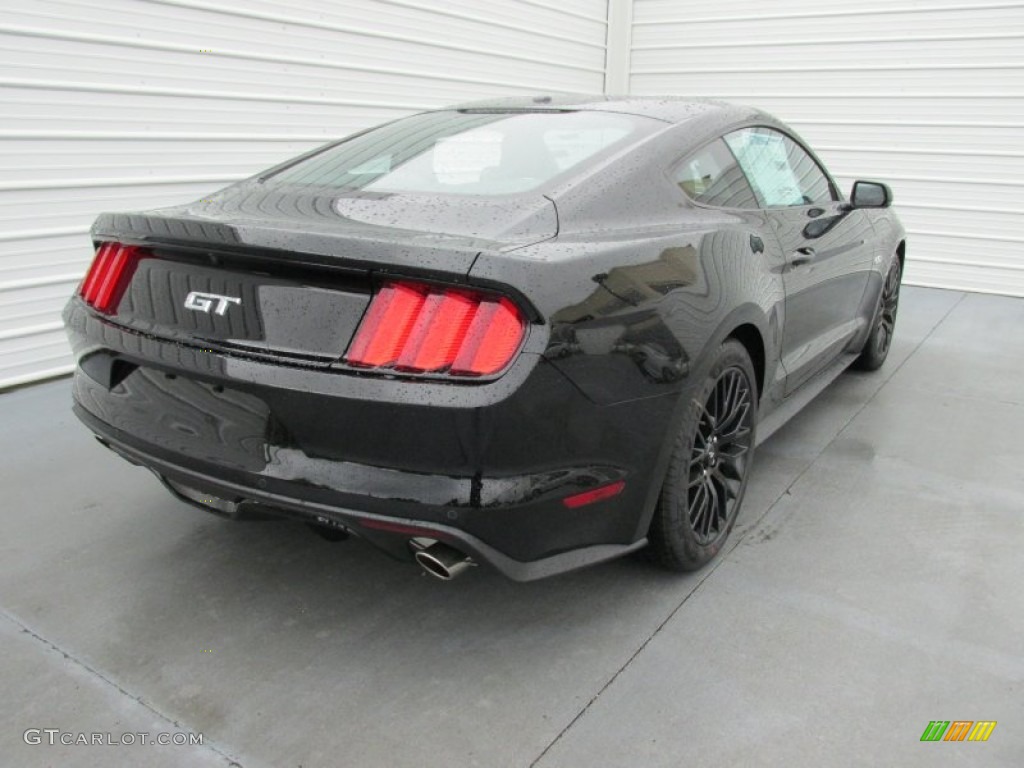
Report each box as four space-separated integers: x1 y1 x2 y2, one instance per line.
64 95 904 581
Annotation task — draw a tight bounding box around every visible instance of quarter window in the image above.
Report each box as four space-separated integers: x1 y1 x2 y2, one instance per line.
724 127 835 207
675 139 758 209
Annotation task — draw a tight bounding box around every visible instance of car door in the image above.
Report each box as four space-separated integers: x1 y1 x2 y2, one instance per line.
724 127 875 395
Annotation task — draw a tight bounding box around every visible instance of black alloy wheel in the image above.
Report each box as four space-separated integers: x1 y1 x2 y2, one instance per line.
688 367 754 545
855 257 902 371
649 340 757 571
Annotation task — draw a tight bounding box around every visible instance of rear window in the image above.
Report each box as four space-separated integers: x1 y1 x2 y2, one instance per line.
267 110 652 195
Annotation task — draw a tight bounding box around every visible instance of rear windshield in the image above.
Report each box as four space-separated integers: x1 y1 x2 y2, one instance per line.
267 110 653 195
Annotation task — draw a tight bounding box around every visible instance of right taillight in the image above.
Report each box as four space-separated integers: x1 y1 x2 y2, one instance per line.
79 242 145 314
344 281 527 377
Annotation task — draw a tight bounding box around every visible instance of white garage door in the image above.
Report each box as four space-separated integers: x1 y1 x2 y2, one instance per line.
0 0 608 389
630 0 1024 297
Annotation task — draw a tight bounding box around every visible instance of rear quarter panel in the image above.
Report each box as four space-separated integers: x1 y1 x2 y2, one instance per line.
470 113 787 410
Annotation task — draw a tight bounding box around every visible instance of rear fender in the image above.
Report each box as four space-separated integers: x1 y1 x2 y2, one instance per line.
630 303 775 541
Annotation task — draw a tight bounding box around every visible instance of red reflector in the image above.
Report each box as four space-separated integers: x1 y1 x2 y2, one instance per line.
562 480 626 509
345 281 526 377
79 242 145 314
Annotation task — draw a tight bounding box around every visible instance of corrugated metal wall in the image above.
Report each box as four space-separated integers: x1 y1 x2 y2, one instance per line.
4 0 1022 388
630 0 1024 297
0 0 609 389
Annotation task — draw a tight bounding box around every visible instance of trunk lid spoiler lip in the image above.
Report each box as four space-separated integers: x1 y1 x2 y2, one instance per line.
90 183 559 276
90 211 484 279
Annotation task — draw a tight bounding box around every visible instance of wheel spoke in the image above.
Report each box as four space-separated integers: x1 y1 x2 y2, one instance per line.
718 424 751 450
705 477 721 535
718 445 749 465
717 380 737 427
717 456 745 482
696 401 715 433
689 482 709 531
713 469 739 499
690 441 706 465
719 373 737 422
693 421 709 447
718 398 750 437
877 319 891 352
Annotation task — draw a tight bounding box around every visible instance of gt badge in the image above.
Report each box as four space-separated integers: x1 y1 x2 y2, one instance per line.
184 291 241 316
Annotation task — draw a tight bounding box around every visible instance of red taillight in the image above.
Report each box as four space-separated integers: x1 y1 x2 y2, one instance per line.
79 242 145 314
345 281 526 377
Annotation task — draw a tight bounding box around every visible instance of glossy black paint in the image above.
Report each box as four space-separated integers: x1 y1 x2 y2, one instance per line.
64 96 905 580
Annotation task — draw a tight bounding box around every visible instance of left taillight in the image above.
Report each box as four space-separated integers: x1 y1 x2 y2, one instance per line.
79 242 145 314
344 280 527 377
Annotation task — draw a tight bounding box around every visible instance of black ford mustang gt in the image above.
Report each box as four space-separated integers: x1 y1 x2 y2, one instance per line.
64 95 904 581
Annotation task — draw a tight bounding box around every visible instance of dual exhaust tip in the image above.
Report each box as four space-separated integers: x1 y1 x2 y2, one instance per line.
413 541 474 581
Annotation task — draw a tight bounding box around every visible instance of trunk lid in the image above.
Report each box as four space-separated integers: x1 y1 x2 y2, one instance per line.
89 183 556 363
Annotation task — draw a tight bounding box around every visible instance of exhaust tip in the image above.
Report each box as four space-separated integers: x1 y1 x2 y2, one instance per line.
413 542 474 580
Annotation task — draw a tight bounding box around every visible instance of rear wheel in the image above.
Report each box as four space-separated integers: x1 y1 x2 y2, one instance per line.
854 257 902 371
648 340 757 571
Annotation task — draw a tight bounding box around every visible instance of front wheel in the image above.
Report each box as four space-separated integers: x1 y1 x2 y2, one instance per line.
854 257 902 371
648 340 757 571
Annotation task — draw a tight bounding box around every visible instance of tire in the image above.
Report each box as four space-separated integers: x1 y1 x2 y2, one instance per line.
648 339 758 571
854 257 902 371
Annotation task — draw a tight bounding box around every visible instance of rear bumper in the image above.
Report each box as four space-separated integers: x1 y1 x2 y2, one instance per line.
66 301 679 579
80 408 647 581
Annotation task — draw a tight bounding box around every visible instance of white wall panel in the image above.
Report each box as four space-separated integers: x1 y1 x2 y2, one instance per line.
631 0 1024 297
0 0 608 388
9 0 1018 389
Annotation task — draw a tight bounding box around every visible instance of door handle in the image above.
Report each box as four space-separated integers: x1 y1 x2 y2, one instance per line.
791 246 816 266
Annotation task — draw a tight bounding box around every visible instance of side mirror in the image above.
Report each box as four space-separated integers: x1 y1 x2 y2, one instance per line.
850 180 892 209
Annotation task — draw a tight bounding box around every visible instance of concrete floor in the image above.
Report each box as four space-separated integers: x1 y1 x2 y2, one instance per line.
1 286 1022 767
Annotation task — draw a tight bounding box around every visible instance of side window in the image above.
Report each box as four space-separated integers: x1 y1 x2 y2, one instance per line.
674 139 758 209
724 127 835 207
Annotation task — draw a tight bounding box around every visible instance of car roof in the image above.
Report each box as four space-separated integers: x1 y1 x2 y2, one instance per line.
440 94 761 125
